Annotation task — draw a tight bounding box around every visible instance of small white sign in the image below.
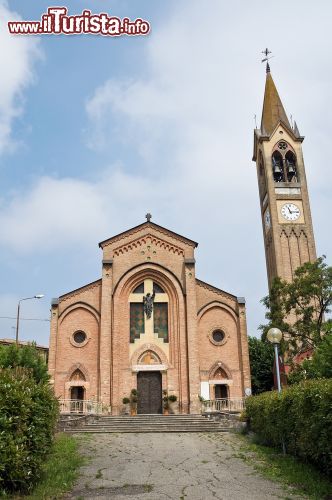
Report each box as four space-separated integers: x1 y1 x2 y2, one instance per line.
245 387 252 396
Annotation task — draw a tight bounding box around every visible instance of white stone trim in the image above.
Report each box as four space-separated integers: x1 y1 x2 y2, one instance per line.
132 363 167 372
209 379 233 385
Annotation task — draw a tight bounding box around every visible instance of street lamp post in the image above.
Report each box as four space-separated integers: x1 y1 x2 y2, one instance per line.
267 327 286 454
16 295 44 345
267 327 283 393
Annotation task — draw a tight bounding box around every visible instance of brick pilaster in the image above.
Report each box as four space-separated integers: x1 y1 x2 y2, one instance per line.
99 260 113 408
184 259 201 413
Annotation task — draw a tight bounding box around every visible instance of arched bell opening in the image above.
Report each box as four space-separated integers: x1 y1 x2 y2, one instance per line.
285 150 298 182
272 151 285 182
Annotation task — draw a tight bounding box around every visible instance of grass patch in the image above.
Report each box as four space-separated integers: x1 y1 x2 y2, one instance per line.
22 433 85 499
236 434 332 499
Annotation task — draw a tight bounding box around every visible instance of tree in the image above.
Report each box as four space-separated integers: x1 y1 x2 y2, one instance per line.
288 332 332 384
0 343 49 384
260 256 332 355
248 336 274 394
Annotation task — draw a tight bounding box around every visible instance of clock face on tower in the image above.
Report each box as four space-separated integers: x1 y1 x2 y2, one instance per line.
280 203 301 221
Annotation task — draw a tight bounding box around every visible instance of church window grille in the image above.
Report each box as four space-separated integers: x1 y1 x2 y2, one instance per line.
129 279 169 344
73 330 87 344
153 283 165 293
154 303 169 342
130 303 145 343
278 141 288 150
133 283 144 293
212 329 225 343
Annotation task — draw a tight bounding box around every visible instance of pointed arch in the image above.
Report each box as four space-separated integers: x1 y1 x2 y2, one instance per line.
65 363 90 383
70 368 86 381
208 361 232 380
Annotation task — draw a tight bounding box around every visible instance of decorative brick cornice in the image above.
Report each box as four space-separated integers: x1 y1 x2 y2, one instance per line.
280 227 307 238
99 222 197 249
59 279 102 302
196 279 237 301
113 234 185 257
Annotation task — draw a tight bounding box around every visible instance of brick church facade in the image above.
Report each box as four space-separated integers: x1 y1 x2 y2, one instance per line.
49 220 251 414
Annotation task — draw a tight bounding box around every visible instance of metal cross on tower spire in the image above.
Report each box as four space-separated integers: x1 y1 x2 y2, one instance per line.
145 213 152 222
261 48 274 72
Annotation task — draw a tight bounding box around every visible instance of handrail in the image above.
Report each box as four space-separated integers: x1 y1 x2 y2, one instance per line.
201 398 245 413
59 399 106 414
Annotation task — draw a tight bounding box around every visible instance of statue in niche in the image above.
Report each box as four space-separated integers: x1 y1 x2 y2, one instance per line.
143 291 155 319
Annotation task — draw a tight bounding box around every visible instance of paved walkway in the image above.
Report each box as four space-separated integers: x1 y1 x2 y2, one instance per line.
68 432 304 500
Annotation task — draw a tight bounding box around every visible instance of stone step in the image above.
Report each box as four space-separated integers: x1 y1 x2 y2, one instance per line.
61 414 235 433
90 415 206 420
77 425 228 432
66 427 229 433
90 417 207 420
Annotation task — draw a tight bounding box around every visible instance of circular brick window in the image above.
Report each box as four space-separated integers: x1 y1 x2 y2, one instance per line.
212 330 225 343
208 328 228 346
70 330 89 347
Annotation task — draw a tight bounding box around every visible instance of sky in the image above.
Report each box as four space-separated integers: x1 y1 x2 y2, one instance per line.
0 0 331 346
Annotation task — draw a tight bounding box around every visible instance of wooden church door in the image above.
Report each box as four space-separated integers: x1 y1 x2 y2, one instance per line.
137 371 162 414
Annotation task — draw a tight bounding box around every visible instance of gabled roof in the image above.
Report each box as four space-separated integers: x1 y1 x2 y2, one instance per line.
98 221 198 249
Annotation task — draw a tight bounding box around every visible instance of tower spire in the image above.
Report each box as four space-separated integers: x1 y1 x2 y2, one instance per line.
260 69 291 135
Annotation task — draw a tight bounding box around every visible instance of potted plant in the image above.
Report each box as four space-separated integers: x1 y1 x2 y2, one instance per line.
163 390 169 415
122 397 130 415
163 390 177 415
130 389 138 416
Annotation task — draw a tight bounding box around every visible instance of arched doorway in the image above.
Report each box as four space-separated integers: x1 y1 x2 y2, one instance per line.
137 371 162 414
215 384 228 399
70 386 85 400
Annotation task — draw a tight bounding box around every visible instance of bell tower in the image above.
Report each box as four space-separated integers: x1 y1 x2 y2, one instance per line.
253 61 317 288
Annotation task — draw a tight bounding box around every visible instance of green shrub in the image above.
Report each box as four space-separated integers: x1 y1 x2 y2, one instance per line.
0 367 59 495
245 379 332 474
0 343 49 384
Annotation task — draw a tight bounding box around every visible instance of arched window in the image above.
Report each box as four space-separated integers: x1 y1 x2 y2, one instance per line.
285 151 298 182
129 279 169 343
272 151 285 182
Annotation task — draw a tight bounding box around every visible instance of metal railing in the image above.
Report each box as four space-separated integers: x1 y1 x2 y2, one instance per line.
59 399 104 414
202 398 245 413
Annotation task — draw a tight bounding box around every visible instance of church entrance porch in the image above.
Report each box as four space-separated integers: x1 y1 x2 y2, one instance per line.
70 386 85 413
137 371 162 414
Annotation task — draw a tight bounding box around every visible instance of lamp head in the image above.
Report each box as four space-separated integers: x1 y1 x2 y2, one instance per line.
34 294 44 299
267 327 282 344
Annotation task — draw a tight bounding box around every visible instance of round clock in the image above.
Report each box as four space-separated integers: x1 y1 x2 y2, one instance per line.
264 209 271 229
281 203 301 221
